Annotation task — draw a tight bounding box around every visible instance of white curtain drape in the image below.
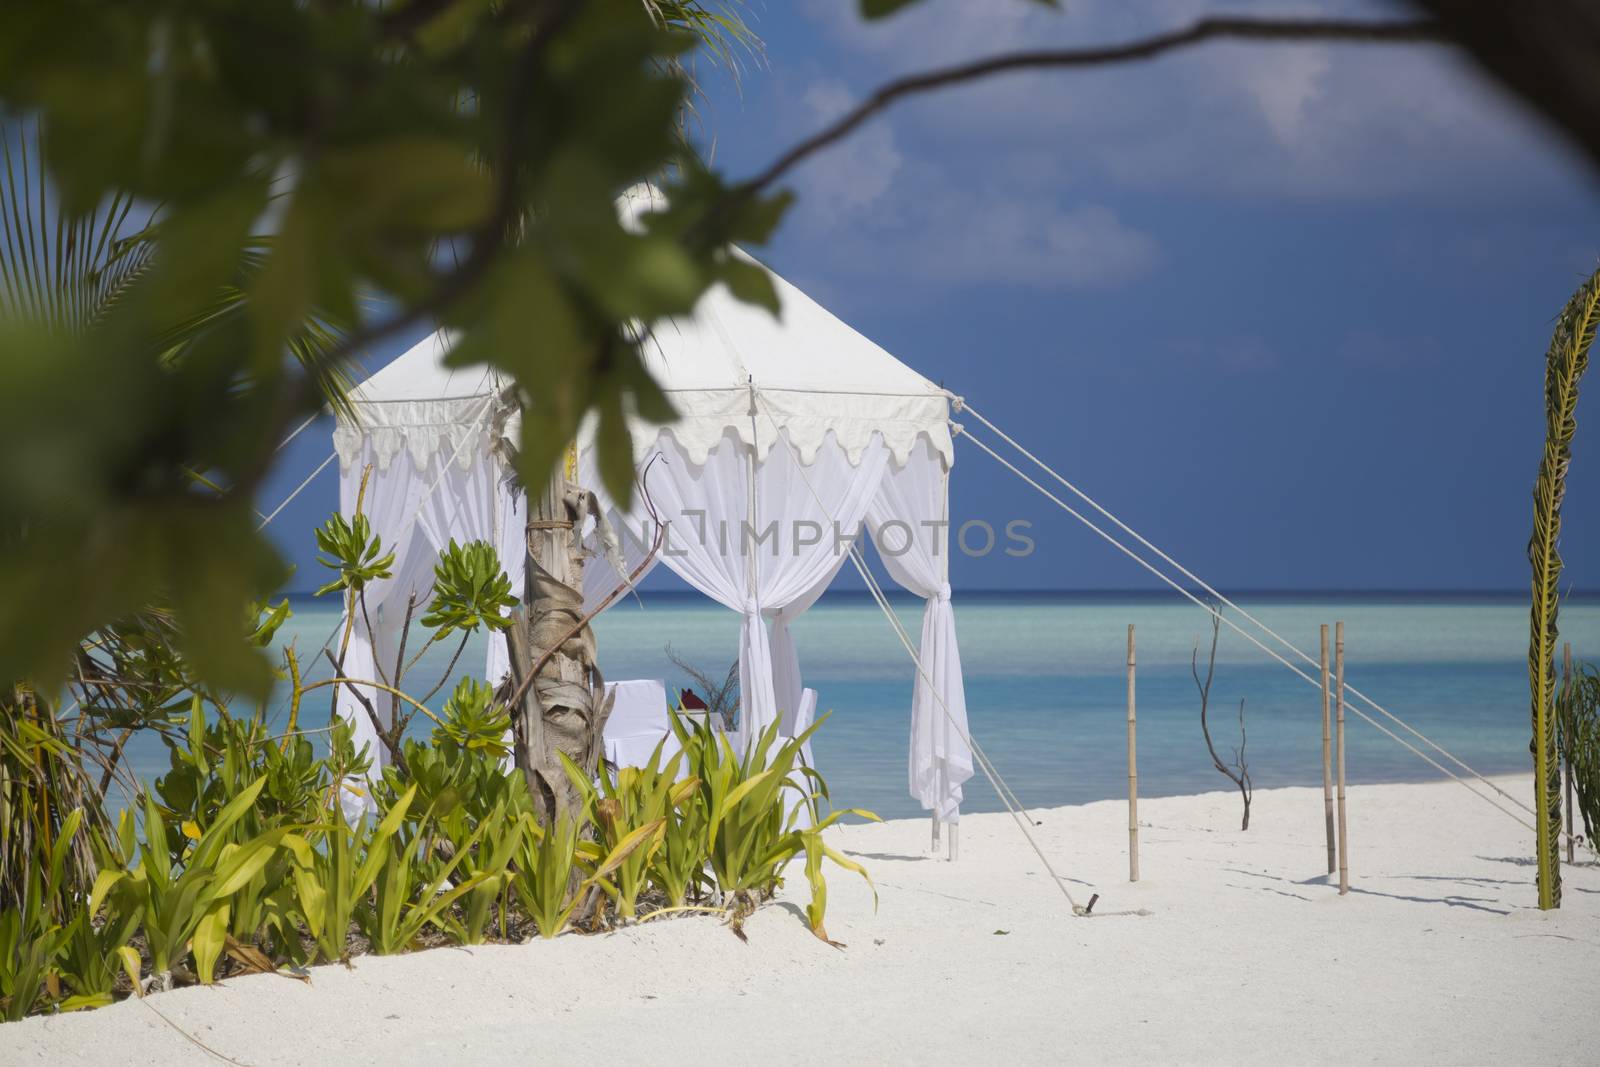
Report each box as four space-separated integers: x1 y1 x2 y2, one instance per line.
760 428 883 726
866 436 972 824
594 426 888 747
484 467 525 690
334 437 510 803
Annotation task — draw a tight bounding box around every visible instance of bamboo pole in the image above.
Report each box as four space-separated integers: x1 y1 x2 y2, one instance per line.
1127 624 1139 882
1320 623 1334 875
1564 642 1575 865
1336 620 1349 896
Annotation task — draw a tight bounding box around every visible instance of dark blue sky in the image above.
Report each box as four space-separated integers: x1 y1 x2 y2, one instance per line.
262 0 1600 594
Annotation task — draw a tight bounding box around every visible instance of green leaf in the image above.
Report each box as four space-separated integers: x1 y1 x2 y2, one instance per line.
191 902 231 984
595 388 637 508
721 256 780 315
316 137 493 233
860 0 925 19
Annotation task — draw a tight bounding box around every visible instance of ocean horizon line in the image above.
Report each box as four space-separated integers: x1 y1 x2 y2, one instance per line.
277 586 1596 603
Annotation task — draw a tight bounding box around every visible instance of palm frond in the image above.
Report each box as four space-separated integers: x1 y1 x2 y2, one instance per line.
143 241 356 419
642 0 762 82
2 120 354 419
0 118 148 337
642 0 764 150
1527 263 1600 908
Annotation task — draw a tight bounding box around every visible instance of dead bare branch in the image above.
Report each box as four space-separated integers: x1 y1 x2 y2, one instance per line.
665 646 740 730
1193 607 1253 830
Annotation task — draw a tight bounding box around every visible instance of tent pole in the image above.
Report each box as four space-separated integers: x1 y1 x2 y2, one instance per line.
931 813 941 853
744 378 761 750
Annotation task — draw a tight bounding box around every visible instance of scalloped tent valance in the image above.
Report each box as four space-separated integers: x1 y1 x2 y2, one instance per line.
332 331 516 474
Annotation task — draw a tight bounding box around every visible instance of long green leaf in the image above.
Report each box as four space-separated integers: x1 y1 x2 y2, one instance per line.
1527 265 1600 909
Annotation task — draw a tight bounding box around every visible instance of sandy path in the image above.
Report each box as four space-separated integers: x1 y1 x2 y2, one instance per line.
6 775 1596 1066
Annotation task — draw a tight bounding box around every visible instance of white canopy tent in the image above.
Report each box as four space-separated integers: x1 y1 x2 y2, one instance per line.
330 248 973 825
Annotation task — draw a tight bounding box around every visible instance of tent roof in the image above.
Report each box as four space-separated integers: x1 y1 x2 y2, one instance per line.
612 246 950 466
337 213 951 470
639 250 938 398
348 330 500 404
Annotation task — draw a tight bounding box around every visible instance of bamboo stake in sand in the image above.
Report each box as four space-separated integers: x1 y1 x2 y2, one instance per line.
1127 624 1139 882
1564 642 1574 865
1321 623 1335 875
1336 620 1349 896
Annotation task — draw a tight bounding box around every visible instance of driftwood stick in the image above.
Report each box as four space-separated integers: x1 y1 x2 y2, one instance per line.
1335 621 1349 896
1193 608 1252 830
1321 623 1335 875
1127 623 1139 882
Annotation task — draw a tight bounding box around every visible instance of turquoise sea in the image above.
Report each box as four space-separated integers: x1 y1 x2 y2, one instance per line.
121 592 1598 821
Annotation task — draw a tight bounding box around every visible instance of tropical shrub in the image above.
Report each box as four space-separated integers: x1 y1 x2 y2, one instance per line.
0 506 880 1021
577 742 694 920
673 711 878 939
0 810 84 1020
1558 661 1600 847
0 697 879 1016
651 761 714 909
93 780 290 988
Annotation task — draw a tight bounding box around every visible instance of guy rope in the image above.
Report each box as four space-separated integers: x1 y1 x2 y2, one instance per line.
947 391 1569 842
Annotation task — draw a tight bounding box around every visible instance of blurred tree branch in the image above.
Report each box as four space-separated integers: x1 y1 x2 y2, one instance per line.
736 15 1449 200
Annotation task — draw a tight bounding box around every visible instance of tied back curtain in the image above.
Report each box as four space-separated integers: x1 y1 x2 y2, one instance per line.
865 435 972 824
333 436 506 794
597 426 889 747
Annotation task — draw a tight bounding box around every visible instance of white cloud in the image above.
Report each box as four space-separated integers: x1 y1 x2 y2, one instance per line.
945 199 1158 288
792 78 904 223
773 66 1158 290
797 0 1593 202
787 161 1160 289
1238 48 1331 148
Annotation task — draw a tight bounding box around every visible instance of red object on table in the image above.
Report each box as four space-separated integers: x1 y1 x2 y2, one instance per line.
678 688 708 710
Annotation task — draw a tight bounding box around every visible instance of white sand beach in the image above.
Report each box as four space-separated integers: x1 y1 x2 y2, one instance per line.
6 774 1596 1066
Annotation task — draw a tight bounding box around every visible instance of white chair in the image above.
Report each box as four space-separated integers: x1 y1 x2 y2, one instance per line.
601 679 680 770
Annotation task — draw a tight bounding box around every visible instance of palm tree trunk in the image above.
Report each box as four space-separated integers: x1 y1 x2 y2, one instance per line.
503 461 611 827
